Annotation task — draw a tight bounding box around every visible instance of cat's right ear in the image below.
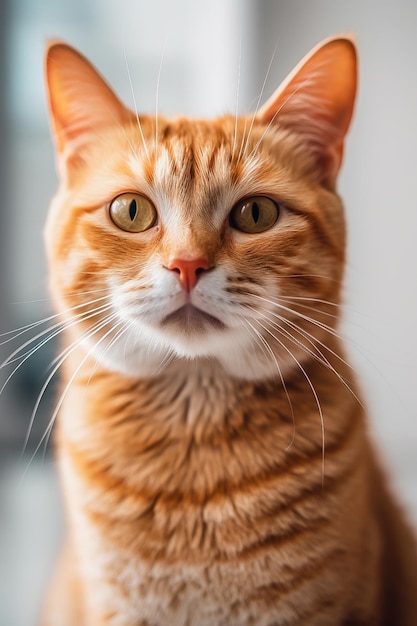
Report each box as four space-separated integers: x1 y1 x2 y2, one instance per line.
45 41 130 173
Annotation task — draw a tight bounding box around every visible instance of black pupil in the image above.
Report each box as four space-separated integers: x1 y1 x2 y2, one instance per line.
251 201 260 224
129 199 137 221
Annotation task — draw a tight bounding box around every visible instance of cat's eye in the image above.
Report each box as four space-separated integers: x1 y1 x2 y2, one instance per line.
230 196 280 234
109 193 157 233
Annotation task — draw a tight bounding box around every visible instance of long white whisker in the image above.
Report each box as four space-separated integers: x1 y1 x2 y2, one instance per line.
236 116 249 165
277 273 341 284
0 316 60 344
249 75 316 159
21 310 118 455
44 306 115 375
252 293 338 337
251 315 326 486
231 35 242 161
122 41 150 160
252 293 382 389
250 305 362 409
42 318 132 458
242 316 296 450
152 348 176 376
282 318 363 408
1 301 112 373
84 318 134 390
0 294 110 345
278 299 339 321
21 313 123 473
256 301 352 372
240 44 278 159
155 39 168 155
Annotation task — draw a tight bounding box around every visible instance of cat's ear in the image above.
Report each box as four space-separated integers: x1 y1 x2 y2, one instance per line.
256 36 357 184
45 41 130 170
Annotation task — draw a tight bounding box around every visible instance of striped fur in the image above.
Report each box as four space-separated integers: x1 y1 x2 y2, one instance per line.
41 37 417 625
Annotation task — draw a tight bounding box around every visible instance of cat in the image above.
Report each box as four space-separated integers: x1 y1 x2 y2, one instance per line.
40 35 417 625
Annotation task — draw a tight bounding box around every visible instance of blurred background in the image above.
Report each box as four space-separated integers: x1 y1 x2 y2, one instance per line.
0 1 416 624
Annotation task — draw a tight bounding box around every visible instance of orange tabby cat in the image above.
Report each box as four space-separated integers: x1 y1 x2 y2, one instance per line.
41 36 417 625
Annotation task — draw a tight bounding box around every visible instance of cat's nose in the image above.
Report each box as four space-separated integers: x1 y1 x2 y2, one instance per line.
166 257 210 292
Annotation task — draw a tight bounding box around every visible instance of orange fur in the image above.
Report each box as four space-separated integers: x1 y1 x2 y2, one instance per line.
41 37 417 625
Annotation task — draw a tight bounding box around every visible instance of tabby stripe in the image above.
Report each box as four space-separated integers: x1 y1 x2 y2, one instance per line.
285 203 345 261
65 400 362 517
228 516 330 562
244 546 345 606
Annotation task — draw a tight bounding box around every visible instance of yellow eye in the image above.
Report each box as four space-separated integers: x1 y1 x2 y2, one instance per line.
230 196 280 233
109 193 157 233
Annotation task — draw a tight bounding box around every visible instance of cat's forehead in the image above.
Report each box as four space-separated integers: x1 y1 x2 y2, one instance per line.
126 116 280 225
140 116 246 188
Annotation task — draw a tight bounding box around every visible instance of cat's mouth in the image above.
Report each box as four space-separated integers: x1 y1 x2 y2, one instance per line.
161 304 225 333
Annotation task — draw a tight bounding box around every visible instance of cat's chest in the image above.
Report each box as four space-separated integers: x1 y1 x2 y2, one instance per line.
60 357 306 517
60 358 253 521
58 356 369 625
75 525 351 626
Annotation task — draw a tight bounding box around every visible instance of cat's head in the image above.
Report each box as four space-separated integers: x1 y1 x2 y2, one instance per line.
44 36 357 381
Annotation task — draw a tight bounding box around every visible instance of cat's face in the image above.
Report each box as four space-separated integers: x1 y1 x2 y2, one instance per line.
44 37 356 380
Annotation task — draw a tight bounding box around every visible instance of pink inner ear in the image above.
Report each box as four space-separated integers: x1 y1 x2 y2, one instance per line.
256 37 357 182
45 42 129 157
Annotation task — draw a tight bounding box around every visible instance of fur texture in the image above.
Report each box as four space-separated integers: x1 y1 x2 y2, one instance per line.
41 37 417 625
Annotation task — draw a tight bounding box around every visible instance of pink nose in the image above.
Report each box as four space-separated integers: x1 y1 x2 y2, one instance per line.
166 257 210 292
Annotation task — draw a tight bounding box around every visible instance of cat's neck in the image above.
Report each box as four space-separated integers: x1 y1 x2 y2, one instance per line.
58 335 357 454
60 353 255 438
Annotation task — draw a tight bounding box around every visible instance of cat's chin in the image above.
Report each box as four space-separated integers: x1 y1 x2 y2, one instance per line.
84 319 286 382
160 304 225 334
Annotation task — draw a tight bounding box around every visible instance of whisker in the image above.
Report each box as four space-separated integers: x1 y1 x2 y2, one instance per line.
281 315 352 374
21 312 123 468
277 293 341 306
248 73 320 159
0 304 113 432
254 293 391 394
45 306 115 375
152 348 176 376
0 315 60 344
39 314 125 460
21 310 118 455
1 301 112 371
277 273 341 284
41 318 133 460
283 320 363 409
122 40 150 160
47 318 134 458
240 44 278 159
231 35 242 161
251 314 326 486
155 39 168 155
0 294 110 345
250 292 360 372
278 299 339 321
236 115 249 165
242 316 296 450
250 305 363 409
251 293 338 337
84 317 134 390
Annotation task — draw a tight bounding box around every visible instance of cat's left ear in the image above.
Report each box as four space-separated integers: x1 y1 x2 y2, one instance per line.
256 36 357 184
45 41 131 172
